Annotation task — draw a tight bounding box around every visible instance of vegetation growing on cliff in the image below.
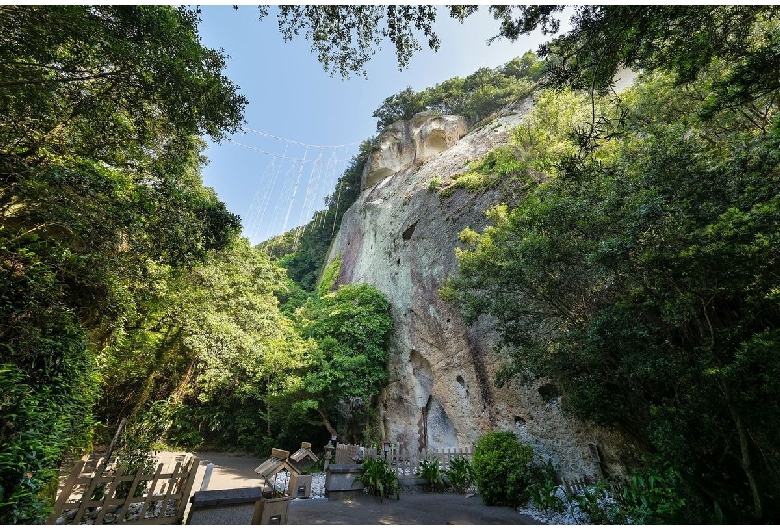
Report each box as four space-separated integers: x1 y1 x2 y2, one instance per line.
445 10 780 523
373 52 544 131
5 4 780 525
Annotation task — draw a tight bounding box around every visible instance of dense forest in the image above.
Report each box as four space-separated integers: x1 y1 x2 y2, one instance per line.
2 4 779 525
442 7 780 523
0 6 395 523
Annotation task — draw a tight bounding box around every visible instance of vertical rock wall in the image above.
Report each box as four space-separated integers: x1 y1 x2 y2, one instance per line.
326 106 629 479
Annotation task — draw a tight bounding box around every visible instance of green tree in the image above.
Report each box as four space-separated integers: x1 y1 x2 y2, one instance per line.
294 283 393 442
263 5 442 78
445 73 780 522
372 55 541 131
97 238 313 453
1 6 244 521
371 86 429 131
488 6 780 108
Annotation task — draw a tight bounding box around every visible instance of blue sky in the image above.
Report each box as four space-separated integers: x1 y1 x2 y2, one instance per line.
195 6 563 244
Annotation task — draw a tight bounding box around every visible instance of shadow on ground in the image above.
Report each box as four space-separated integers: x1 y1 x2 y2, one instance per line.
189 493 540 525
158 451 540 525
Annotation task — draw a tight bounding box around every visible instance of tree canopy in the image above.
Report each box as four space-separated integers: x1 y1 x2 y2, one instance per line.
443 7 780 523
372 52 544 130
293 281 393 442
0 6 244 522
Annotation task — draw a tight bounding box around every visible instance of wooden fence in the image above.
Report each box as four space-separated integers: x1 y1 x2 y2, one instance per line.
562 477 589 496
47 454 199 525
334 444 473 476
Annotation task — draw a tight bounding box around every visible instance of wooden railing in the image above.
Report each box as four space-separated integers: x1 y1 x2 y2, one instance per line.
48 454 199 525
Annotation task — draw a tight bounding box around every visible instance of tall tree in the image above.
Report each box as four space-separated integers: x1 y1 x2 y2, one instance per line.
0 6 244 522
445 71 780 523
293 283 393 442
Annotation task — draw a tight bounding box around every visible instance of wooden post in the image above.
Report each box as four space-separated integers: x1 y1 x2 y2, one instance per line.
252 497 290 525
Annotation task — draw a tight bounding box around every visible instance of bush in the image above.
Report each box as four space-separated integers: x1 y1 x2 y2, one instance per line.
526 459 564 513
418 459 444 492
608 467 687 524
355 458 399 502
446 455 474 493
472 431 536 506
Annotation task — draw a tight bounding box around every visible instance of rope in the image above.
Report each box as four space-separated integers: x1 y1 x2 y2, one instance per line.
227 128 360 244
253 142 289 241
282 146 309 234
245 157 277 244
241 127 361 149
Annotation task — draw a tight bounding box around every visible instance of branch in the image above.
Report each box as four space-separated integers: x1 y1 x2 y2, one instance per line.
0 68 126 88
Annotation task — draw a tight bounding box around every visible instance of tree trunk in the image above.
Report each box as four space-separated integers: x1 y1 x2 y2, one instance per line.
317 407 338 438
723 381 762 519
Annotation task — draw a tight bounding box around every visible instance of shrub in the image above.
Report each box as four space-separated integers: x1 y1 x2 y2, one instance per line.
528 479 565 514
472 431 536 506
526 460 564 513
608 467 687 524
446 455 474 493
564 466 689 524
355 458 399 502
418 459 444 492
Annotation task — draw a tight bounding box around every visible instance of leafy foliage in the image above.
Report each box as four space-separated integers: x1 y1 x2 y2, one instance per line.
445 455 474 494
97 238 313 454
446 69 780 523
266 6 441 79
418 459 445 492
557 465 692 525
0 362 97 523
294 283 393 442
355 457 399 501
373 52 543 131
510 6 780 104
525 459 563 514
472 431 537 507
0 6 244 521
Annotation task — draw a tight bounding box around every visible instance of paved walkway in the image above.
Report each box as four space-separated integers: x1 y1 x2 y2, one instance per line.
174 451 539 525
190 493 540 525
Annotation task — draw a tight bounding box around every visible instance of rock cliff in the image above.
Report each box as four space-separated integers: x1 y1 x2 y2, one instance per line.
326 102 629 479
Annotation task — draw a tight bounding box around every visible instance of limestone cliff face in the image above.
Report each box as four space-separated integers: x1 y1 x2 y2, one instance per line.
362 112 468 190
327 104 629 479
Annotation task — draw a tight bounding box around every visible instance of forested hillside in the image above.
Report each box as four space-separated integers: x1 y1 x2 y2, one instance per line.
442 7 780 523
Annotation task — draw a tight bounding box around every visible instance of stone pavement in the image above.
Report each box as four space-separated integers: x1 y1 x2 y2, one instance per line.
189 493 540 525
152 451 540 525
